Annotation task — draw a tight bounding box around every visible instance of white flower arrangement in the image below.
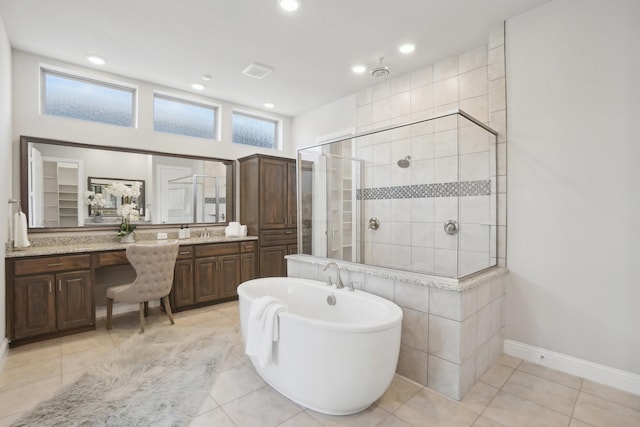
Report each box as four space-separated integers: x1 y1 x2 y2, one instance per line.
105 182 142 236
83 191 107 208
104 181 141 199
84 191 107 217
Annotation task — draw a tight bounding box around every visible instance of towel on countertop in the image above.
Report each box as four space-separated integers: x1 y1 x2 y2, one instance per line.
225 222 247 237
245 295 288 368
13 211 30 249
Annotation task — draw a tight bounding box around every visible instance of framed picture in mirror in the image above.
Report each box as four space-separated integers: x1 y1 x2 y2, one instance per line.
87 177 145 218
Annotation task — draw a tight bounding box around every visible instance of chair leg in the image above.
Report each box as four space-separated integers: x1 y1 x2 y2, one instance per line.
106 297 113 330
139 302 145 333
144 301 149 317
163 296 175 325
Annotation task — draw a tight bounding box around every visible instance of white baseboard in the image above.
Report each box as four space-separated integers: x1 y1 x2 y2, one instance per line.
504 339 640 396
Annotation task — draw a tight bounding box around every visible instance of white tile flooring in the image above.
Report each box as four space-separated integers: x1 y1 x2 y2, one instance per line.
1 301 639 426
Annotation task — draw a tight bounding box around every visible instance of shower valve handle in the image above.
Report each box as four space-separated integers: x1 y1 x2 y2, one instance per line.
368 217 380 230
444 220 458 235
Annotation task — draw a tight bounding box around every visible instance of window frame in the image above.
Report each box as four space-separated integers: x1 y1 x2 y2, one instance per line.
152 91 221 141
40 66 138 128
231 109 282 151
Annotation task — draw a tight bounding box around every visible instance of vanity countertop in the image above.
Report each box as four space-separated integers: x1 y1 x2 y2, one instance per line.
5 235 258 259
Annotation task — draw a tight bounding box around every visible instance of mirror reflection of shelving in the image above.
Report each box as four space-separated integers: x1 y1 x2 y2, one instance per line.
57 162 79 227
42 161 60 227
41 161 80 227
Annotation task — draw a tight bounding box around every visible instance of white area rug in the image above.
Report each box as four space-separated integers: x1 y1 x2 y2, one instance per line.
13 326 232 427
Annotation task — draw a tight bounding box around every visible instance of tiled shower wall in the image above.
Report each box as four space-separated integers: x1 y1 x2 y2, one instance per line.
354 25 507 274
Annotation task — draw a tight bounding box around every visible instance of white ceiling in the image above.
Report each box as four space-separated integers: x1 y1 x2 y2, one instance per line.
0 0 550 117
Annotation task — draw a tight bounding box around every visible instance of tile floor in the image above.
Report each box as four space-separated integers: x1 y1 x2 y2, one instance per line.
0 301 639 426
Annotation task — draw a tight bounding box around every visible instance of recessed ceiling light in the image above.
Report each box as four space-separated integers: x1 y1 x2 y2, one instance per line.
264 103 275 109
399 43 416 54
352 65 367 74
278 0 300 12
201 74 212 81
87 55 106 65
191 83 205 90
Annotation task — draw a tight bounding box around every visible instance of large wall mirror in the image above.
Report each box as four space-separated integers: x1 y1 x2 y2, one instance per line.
20 136 235 231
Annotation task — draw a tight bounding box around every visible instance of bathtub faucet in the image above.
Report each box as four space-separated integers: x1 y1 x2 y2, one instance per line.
321 262 344 289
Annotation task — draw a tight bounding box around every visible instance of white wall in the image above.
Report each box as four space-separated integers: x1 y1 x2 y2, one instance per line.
292 94 356 149
11 50 295 202
0 14 11 354
506 0 640 375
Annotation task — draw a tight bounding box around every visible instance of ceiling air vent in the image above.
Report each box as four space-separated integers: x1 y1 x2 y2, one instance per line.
242 63 273 79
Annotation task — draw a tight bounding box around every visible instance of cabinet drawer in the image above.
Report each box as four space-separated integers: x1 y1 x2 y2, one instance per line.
14 254 91 276
195 242 239 258
260 229 296 246
96 251 128 267
177 246 194 260
241 241 257 253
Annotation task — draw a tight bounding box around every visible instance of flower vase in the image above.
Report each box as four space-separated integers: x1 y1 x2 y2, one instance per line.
93 213 102 223
120 233 135 244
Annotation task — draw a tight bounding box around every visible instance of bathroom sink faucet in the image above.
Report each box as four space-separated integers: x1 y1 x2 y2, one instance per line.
321 262 344 289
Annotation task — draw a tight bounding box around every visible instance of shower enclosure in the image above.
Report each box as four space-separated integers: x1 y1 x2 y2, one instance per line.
167 174 227 223
297 109 497 279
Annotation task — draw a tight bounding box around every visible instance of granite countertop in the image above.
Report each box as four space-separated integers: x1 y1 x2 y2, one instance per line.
6 235 258 258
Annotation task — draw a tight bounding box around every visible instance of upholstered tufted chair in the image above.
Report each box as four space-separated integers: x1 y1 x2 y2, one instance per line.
106 241 180 332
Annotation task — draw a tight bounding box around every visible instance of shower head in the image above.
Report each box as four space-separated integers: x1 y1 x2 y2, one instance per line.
397 156 411 168
370 57 390 79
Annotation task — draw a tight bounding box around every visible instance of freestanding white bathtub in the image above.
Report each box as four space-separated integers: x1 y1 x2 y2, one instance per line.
237 277 403 415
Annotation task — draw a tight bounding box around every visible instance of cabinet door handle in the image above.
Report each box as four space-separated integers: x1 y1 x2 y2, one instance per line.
49 281 52 293
48 262 63 267
58 280 62 292
179 251 190 255
285 230 294 234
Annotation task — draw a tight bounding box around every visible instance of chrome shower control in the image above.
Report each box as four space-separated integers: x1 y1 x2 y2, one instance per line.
368 217 380 230
444 220 458 235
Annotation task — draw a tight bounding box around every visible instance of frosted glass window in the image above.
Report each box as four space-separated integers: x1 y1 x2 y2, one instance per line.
42 70 135 127
154 94 217 139
232 112 277 149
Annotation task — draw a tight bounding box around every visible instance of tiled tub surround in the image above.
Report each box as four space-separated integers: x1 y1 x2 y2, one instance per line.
286 254 506 401
354 24 507 272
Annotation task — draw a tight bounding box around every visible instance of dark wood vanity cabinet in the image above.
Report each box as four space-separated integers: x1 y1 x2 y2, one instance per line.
240 241 257 282
170 241 255 311
195 243 241 302
7 254 94 343
239 154 297 278
172 247 196 309
6 239 256 346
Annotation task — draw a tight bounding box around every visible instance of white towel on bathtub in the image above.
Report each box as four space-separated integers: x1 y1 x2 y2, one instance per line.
245 296 288 368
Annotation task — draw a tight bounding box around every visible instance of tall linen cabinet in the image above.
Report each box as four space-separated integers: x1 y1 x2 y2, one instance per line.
239 154 297 277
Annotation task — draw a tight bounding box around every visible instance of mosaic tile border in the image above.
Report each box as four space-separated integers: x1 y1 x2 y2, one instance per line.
356 180 491 200
204 197 226 204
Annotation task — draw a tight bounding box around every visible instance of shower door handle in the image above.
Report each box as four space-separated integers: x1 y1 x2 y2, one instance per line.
444 220 458 235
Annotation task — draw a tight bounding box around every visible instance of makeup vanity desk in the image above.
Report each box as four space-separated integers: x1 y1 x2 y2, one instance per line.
5 236 258 347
